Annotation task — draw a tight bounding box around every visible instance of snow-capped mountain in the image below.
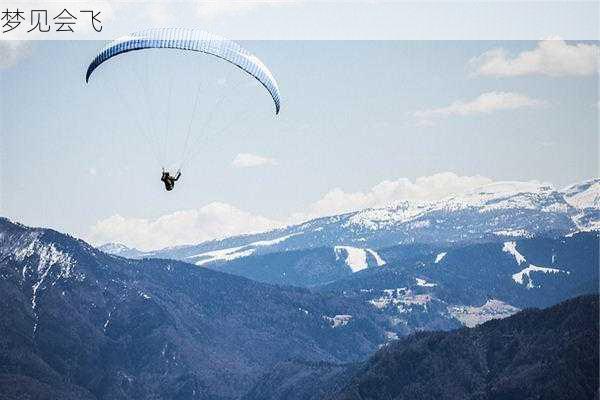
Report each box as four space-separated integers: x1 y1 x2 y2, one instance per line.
98 242 148 258
0 215 597 398
105 179 599 269
562 179 600 232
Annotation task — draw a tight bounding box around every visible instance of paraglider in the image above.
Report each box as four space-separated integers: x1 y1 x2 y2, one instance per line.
161 169 181 191
85 28 281 192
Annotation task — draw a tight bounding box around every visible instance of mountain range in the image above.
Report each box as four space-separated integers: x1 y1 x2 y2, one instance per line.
101 179 599 274
1 178 598 399
98 179 599 336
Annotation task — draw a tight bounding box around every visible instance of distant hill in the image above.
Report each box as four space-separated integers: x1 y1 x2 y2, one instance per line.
181 232 598 337
244 295 599 400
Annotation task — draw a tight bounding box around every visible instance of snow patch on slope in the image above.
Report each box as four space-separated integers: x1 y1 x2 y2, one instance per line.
415 277 437 287
250 233 301 247
562 180 600 209
502 241 526 265
192 246 256 266
366 249 386 266
500 241 568 289
322 314 352 328
334 246 368 272
334 246 386 272
494 229 532 238
434 252 447 263
190 233 300 266
512 264 568 289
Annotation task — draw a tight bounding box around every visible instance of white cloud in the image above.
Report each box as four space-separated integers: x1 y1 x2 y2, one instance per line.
0 41 32 68
290 172 494 222
414 91 546 126
90 202 281 251
232 153 277 168
470 38 600 77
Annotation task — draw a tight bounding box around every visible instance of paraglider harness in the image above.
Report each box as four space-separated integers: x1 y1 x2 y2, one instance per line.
161 169 181 191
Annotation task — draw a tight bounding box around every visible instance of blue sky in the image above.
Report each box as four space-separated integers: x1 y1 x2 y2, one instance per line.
1 36 598 249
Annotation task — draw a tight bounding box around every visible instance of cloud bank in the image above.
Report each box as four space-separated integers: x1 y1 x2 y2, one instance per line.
90 173 499 250
470 38 600 77
90 202 280 251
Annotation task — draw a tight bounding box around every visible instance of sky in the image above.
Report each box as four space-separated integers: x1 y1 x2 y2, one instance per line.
0 4 598 250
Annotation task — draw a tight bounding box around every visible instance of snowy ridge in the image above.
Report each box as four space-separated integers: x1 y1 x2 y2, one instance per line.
337 180 596 236
99 242 133 255
192 246 256 266
329 180 584 239
562 180 600 209
250 233 300 247
342 202 427 231
443 181 552 212
3 231 78 334
189 233 301 266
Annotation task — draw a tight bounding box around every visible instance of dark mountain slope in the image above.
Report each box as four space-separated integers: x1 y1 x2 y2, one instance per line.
209 246 353 287
245 295 599 400
241 360 356 400
0 218 387 400
331 295 599 400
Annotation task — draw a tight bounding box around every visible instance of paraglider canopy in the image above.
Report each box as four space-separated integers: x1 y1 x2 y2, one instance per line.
85 28 281 115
